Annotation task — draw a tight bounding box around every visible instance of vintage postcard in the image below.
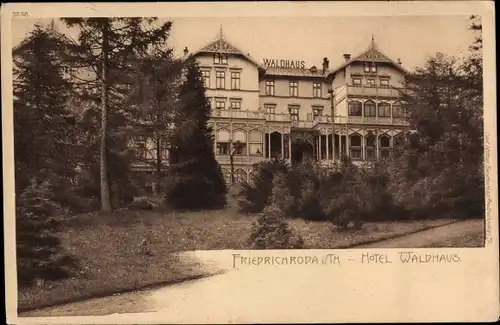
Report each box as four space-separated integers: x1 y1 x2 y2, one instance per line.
2 1 498 324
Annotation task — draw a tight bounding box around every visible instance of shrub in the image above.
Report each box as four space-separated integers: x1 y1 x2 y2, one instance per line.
128 196 159 210
248 205 304 249
237 158 289 213
16 181 79 288
164 173 225 210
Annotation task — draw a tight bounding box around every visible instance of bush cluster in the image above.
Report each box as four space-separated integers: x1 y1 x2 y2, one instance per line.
239 153 484 228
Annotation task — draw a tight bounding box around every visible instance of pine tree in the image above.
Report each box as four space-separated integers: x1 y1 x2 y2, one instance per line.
16 181 78 287
13 24 78 197
165 59 227 209
61 18 174 211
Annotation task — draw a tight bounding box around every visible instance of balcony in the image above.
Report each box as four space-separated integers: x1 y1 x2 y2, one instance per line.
347 116 409 125
215 154 266 165
346 85 404 98
211 109 266 120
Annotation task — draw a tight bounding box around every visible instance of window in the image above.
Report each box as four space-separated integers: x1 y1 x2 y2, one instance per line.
215 100 225 110
378 102 391 117
249 143 263 156
364 63 370 73
233 142 247 155
214 53 227 64
312 105 323 117
265 104 276 114
392 102 407 117
230 100 241 110
380 79 389 88
289 81 299 97
202 70 210 88
265 80 275 96
217 142 229 155
371 63 377 73
366 78 376 87
379 135 391 158
216 71 225 89
231 71 240 90
348 101 362 116
365 134 376 160
349 134 362 160
352 77 362 86
288 105 300 121
313 82 322 98
364 100 376 117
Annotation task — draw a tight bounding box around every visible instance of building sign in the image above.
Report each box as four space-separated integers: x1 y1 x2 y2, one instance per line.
263 58 306 69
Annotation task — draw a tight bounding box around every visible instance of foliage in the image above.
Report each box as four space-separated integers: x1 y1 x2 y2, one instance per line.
237 158 290 213
248 172 304 249
164 60 227 209
128 196 160 210
61 17 175 211
13 25 78 197
16 181 79 288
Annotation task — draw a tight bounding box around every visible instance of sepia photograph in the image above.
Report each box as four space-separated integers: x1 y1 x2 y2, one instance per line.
2 2 497 323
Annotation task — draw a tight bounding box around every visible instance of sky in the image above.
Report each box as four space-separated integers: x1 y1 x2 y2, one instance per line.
11 15 477 71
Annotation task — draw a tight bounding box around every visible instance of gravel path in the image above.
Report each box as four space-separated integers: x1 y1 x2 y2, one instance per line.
358 219 484 248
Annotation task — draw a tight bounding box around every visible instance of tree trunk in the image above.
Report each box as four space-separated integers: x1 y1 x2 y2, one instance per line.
100 19 112 212
155 134 161 196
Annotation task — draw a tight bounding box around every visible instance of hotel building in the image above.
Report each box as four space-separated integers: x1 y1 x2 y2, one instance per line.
184 30 410 183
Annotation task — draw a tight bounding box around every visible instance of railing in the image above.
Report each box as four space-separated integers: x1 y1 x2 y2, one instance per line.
347 116 409 125
346 85 404 98
215 155 266 165
210 110 408 126
211 109 266 119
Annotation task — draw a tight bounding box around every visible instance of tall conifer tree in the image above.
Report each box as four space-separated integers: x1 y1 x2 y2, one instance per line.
165 60 227 209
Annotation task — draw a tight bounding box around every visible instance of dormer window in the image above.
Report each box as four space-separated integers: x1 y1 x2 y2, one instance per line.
214 53 228 64
364 62 377 73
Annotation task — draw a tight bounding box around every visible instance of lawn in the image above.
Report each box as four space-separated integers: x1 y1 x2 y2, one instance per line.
18 206 454 313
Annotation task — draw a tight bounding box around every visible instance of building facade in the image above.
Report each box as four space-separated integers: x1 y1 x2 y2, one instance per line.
186 30 410 183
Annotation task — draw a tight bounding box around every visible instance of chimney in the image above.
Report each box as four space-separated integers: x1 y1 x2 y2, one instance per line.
343 53 351 61
183 47 189 56
322 57 329 73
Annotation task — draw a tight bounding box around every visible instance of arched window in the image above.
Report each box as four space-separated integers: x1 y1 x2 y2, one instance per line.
234 169 247 184
378 102 391 117
365 134 376 160
379 135 391 158
349 134 362 160
392 102 407 118
216 129 230 155
364 100 376 117
348 101 362 116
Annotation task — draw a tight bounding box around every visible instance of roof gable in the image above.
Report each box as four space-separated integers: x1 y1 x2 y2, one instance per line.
327 38 409 77
189 29 262 68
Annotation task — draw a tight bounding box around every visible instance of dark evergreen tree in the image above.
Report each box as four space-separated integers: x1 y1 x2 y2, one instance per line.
16 181 78 287
165 60 227 209
13 24 78 202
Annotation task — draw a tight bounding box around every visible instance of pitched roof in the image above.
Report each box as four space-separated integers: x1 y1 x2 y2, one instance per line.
187 29 263 68
327 38 409 77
